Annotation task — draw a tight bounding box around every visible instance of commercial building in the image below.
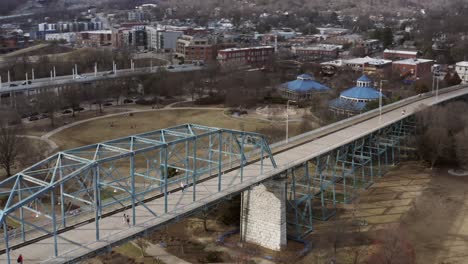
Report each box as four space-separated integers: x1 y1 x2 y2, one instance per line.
291 44 341 61
363 59 393 78
45 32 76 43
329 75 384 116
392 58 434 81
217 46 275 66
146 26 183 52
279 74 331 100
76 30 112 47
176 34 232 62
383 49 418 60
455 61 468 84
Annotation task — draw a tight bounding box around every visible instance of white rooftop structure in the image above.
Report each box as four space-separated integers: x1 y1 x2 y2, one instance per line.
393 58 434 65
292 44 343 51
383 49 418 56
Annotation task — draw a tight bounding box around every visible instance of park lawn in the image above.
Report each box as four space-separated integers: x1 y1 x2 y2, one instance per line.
51 109 303 150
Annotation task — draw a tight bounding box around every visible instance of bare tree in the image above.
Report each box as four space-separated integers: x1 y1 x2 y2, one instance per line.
37 91 61 127
0 123 23 177
62 87 83 117
368 224 415 264
134 237 148 257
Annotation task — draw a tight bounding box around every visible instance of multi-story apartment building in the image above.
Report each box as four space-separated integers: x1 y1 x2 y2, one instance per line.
291 44 341 61
217 46 275 66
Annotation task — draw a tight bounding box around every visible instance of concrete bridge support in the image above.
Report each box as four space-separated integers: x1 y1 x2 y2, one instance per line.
240 178 287 251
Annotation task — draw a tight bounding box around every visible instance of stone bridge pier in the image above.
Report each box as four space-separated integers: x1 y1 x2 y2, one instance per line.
240 178 287 251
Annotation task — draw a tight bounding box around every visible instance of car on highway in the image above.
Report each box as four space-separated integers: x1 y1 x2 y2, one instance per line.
167 65 175 69
103 71 115 76
75 75 87 79
62 109 72 114
9 83 18 87
22 81 32 85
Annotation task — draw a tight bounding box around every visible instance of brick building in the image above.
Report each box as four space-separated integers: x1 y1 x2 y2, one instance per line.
383 49 418 60
291 44 341 61
217 46 275 66
392 58 434 81
176 34 233 62
76 30 112 47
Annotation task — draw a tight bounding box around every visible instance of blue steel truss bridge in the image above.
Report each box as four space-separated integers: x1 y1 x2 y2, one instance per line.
0 84 467 263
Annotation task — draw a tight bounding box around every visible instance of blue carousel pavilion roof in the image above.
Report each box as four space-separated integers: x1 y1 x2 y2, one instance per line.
357 75 372 82
329 98 367 112
282 75 331 93
340 86 383 100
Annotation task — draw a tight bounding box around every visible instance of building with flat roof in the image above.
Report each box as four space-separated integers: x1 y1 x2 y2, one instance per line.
279 74 331 100
455 61 468 84
383 49 418 60
291 44 342 61
76 30 112 47
217 46 274 67
392 58 434 81
329 75 384 116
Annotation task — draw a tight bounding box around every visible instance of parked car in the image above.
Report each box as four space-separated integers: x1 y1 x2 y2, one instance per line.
73 106 85 112
103 102 112 106
167 65 175 69
123 99 134 104
28 116 39 121
9 83 18 87
39 113 49 119
22 81 32 85
62 109 72 114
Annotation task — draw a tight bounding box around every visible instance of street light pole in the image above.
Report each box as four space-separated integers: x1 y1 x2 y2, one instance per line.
286 100 296 144
379 80 387 123
436 76 439 102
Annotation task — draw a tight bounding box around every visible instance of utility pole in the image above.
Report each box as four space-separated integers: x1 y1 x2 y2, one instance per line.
286 100 296 144
32 68 35 81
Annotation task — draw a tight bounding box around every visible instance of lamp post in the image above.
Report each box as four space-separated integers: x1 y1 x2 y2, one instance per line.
286 100 296 144
379 80 388 123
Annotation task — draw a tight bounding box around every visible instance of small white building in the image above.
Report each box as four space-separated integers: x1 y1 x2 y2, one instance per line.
45 32 76 43
455 62 468 84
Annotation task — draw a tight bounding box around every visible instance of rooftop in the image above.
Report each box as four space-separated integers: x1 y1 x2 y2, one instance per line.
393 58 434 65
292 44 342 51
219 46 274 52
341 86 383 100
456 61 468 67
282 75 331 93
384 49 418 55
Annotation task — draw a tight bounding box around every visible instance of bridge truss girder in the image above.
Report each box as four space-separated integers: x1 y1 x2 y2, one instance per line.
286 117 415 240
0 124 276 262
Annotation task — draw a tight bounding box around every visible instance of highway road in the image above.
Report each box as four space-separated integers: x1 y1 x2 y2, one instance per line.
0 64 203 94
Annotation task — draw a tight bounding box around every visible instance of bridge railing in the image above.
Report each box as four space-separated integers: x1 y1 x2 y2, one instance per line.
270 84 467 150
